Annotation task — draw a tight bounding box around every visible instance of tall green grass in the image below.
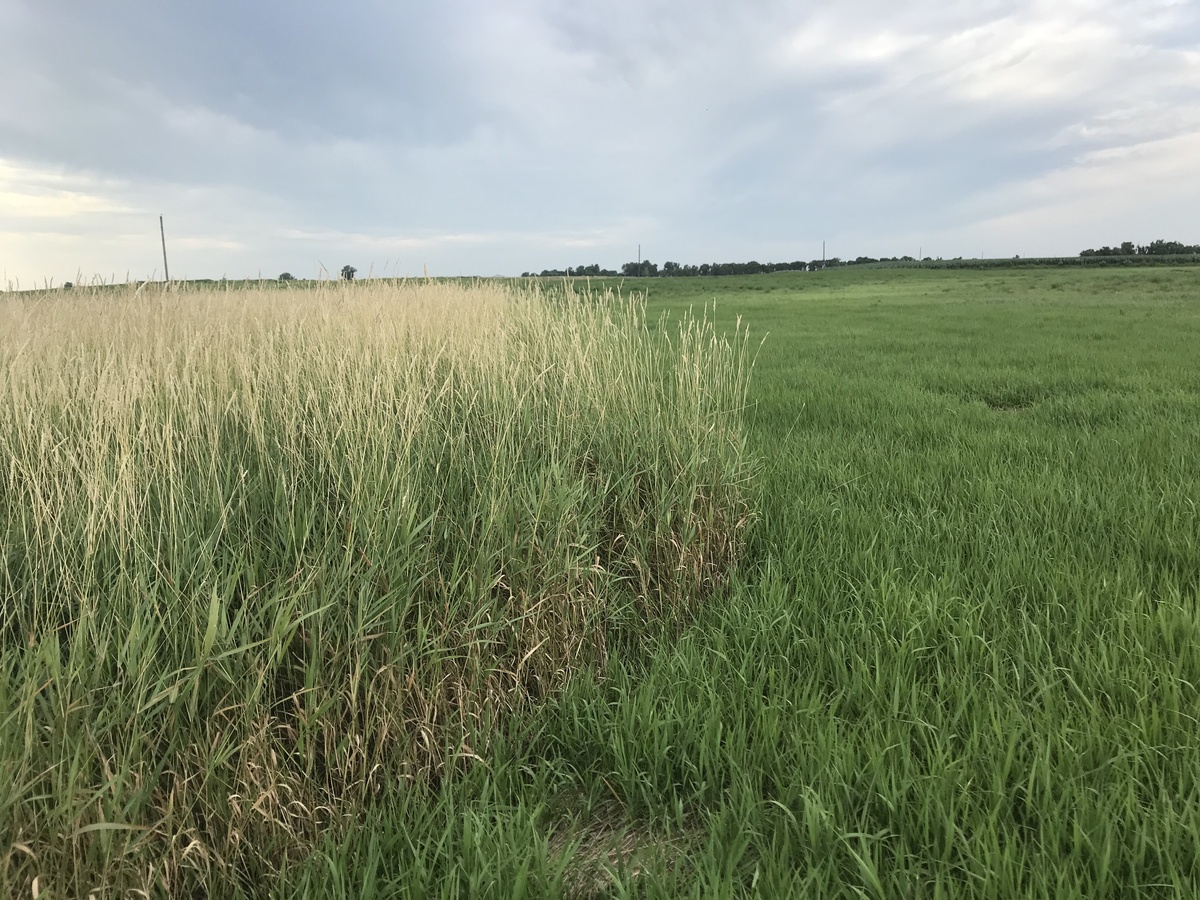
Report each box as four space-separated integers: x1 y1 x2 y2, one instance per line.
274 267 1195 900
0 279 754 896
6 267 1198 898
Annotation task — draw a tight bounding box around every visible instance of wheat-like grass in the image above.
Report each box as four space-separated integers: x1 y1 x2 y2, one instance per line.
0 278 754 895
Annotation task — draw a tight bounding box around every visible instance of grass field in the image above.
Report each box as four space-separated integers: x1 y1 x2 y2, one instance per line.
3 267 1199 897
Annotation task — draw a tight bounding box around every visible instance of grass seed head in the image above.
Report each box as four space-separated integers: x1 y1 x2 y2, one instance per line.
0 278 755 894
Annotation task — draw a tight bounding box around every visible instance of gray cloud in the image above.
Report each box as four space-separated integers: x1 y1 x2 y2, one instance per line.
2 0 1198 283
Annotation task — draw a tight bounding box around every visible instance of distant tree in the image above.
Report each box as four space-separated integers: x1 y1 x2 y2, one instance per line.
1073 239 1199 257
620 260 658 276
340 265 357 282
62 281 73 289
278 272 295 281
1144 239 1199 255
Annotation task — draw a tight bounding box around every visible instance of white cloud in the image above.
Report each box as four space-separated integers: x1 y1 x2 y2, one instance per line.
977 128 1200 237
0 160 138 219
1 0 1198 282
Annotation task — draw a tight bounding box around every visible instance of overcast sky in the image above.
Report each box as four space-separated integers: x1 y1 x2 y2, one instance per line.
2 0 1198 284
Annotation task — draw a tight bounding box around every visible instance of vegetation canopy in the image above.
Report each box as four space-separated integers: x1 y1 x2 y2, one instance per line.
0 279 754 895
3 266 1198 897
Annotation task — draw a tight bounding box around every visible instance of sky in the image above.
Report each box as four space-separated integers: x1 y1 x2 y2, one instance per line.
2 0 1198 285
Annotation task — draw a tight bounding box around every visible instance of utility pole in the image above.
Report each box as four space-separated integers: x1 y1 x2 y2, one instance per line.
822 241 825 266
160 216 170 282
637 243 641 274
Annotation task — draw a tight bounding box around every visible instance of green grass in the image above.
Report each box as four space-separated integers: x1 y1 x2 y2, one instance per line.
0 279 753 897
4 266 1200 897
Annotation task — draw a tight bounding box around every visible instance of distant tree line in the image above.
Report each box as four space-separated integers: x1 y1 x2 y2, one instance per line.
520 242 1200 279
522 264 621 277
1080 239 1200 257
521 256 933 278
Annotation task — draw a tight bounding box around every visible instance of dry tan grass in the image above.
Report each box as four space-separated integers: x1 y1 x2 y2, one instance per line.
0 278 754 895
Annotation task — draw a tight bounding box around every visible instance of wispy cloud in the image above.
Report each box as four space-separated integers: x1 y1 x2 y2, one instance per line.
0 161 139 219
2 0 1197 282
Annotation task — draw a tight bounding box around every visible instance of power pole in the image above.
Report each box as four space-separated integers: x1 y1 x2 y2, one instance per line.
637 243 641 274
160 216 170 282
822 241 825 266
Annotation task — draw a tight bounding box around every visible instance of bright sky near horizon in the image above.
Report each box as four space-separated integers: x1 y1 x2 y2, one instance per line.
2 0 1198 285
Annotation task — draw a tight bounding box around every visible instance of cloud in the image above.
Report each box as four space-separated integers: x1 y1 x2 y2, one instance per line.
2 0 1198 282
970 128 1200 249
0 161 138 219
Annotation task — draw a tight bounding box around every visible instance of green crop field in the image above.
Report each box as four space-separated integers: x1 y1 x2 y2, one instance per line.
3 267 1199 898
